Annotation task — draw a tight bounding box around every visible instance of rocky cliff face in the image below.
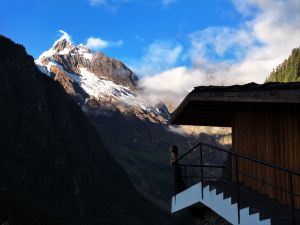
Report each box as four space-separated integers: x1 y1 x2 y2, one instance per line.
36 31 168 124
39 32 138 88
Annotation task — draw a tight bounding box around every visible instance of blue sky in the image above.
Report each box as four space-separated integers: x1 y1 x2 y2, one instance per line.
1 0 244 61
1 0 299 104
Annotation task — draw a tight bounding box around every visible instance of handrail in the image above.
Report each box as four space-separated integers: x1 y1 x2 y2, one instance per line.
178 164 228 169
201 143 300 176
179 163 300 197
176 142 201 161
173 141 300 225
176 142 300 176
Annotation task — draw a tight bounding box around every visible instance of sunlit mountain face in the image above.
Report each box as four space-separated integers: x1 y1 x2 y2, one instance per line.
35 31 170 125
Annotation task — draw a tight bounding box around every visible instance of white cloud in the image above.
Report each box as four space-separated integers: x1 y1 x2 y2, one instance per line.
138 0 300 107
130 40 183 76
86 37 123 50
58 30 72 40
86 37 109 49
138 66 204 105
189 27 254 61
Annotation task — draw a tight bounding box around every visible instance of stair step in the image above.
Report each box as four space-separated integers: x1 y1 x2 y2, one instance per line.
203 180 299 225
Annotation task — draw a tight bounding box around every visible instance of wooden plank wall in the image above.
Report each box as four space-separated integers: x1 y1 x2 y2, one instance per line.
232 106 300 208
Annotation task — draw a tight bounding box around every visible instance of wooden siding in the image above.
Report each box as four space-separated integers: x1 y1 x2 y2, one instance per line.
232 106 300 208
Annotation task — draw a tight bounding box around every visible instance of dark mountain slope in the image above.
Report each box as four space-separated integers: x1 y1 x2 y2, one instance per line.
88 109 225 210
0 36 179 225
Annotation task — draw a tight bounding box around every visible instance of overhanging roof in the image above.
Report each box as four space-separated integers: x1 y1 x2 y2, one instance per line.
170 82 300 127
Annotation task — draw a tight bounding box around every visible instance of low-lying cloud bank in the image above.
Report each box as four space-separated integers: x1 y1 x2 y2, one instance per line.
137 0 300 107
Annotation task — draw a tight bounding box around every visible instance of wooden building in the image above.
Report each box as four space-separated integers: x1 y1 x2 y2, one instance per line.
171 82 300 208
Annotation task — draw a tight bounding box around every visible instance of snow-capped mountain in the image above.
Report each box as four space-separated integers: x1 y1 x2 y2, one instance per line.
34 32 229 211
36 31 169 124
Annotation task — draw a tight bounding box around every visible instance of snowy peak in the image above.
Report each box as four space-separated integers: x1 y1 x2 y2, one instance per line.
36 31 74 63
53 30 72 51
35 31 169 124
77 44 91 53
36 31 137 88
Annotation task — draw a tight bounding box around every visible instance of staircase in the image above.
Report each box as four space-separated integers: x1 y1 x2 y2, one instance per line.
207 181 300 225
172 182 270 225
171 142 300 225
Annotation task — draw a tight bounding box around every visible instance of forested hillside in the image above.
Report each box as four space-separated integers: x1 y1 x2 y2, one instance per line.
266 48 300 82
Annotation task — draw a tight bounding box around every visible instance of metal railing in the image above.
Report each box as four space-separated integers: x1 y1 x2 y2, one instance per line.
173 142 300 225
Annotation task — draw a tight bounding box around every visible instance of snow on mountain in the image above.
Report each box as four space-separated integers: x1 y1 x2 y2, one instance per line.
35 31 169 124
36 30 72 62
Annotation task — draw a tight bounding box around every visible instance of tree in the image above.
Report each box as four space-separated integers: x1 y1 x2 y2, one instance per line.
266 47 300 82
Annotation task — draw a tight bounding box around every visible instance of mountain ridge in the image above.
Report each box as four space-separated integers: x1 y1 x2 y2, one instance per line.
35 31 169 124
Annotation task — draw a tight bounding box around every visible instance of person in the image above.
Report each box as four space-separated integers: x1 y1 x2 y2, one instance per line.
170 145 185 194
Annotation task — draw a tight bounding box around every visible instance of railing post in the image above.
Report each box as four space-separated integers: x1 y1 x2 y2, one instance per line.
184 165 187 187
235 155 241 224
174 162 177 198
200 143 204 200
289 173 296 225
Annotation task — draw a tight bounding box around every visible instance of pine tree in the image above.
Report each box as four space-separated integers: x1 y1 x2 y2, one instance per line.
266 47 300 82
